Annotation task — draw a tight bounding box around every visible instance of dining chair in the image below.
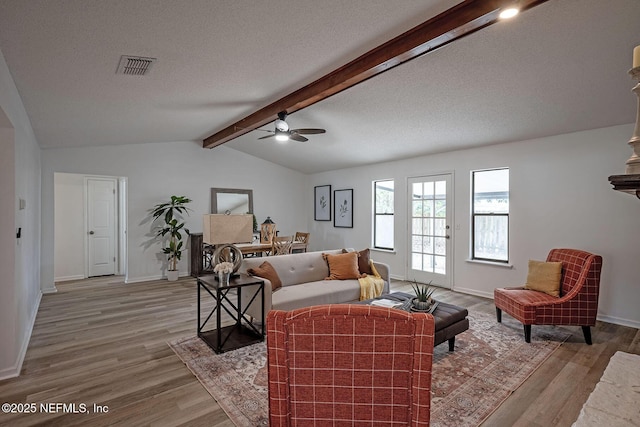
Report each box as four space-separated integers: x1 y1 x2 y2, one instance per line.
271 235 293 256
293 231 310 252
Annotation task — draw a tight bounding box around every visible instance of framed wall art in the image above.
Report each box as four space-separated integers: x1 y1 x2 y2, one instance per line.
334 188 353 228
314 185 331 221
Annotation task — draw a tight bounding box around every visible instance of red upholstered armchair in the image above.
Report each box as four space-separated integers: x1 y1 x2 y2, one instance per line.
266 304 435 426
494 249 602 344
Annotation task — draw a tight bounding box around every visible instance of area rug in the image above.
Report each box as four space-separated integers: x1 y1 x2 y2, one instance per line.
169 311 570 427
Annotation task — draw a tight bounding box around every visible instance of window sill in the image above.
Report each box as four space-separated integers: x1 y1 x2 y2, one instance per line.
465 259 513 269
371 248 396 254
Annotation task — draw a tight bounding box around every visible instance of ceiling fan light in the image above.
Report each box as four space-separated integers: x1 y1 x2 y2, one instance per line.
499 7 519 19
275 130 289 142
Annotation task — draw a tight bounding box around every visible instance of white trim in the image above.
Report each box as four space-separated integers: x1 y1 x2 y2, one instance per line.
0 292 42 380
54 274 85 282
596 314 640 329
125 271 192 284
41 285 58 294
451 286 494 300
465 259 513 269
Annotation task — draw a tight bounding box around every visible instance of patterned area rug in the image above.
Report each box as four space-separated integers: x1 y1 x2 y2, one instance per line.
169 310 570 427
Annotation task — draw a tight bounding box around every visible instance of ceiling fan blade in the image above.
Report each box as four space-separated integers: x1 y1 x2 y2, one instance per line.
258 134 276 140
291 128 326 135
289 133 308 142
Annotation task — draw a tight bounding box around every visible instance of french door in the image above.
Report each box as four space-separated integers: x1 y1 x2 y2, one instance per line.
408 174 452 288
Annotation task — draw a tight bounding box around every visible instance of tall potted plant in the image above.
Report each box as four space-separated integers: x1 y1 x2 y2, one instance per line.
152 195 192 281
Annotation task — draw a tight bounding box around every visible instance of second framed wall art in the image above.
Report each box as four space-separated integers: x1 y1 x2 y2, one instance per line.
334 189 353 228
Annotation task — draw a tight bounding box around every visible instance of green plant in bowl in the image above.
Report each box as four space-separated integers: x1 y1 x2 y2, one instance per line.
411 280 435 310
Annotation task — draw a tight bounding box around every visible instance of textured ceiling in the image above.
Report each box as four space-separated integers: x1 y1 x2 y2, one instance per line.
0 0 638 173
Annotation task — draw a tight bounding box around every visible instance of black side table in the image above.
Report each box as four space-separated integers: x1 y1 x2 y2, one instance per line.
197 274 264 354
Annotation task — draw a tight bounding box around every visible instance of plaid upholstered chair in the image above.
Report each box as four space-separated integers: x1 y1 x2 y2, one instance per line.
494 248 603 344
266 304 435 426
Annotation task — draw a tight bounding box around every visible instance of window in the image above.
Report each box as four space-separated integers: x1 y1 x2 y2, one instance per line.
373 180 394 250
472 168 509 262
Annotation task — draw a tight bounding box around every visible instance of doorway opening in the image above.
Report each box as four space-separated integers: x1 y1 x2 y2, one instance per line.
54 173 127 282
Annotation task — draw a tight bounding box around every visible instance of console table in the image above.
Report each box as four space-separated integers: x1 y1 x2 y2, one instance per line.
197 274 264 354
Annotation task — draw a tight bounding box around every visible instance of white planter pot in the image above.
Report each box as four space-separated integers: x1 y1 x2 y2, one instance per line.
167 270 179 281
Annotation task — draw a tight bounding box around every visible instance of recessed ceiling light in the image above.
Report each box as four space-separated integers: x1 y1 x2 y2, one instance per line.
499 7 519 19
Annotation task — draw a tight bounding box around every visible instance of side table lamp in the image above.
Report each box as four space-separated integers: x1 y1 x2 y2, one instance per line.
203 213 253 276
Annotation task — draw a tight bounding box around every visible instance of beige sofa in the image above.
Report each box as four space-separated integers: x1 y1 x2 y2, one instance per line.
239 249 390 320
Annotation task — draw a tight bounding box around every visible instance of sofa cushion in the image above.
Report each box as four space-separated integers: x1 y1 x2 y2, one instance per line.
247 261 282 291
342 248 374 275
323 252 362 280
272 280 361 312
524 260 563 297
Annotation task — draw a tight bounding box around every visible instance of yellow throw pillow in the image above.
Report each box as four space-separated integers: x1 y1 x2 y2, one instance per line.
323 252 363 280
247 261 282 291
524 260 563 297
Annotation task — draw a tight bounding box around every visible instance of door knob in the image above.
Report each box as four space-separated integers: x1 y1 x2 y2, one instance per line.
89 231 95 235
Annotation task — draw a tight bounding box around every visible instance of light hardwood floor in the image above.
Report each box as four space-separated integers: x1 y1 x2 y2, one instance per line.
0 275 638 426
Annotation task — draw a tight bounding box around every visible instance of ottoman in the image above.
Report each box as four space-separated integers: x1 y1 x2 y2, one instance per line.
362 292 469 351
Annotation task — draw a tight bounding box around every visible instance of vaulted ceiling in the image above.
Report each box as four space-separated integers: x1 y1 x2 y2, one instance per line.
0 0 638 173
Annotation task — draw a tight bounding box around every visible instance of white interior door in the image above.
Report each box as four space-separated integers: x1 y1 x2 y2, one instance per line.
87 178 117 277
408 174 453 288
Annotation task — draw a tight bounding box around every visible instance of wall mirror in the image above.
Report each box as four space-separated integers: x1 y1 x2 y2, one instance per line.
211 188 253 214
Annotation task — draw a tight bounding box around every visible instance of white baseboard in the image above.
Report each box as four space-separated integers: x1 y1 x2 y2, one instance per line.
54 274 85 282
0 291 42 380
597 314 640 329
126 274 162 284
41 285 58 294
451 286 494 300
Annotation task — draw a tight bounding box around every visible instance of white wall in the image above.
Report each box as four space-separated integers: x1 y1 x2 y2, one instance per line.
41 142 308 286
0 49 42 379
54 173 85 281
308 124 640 328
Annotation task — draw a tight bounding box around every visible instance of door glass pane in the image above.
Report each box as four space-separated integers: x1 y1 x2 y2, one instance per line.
412 253 422 270
434 218 446 236
423 199 433 217
434 256 446 274
422 254 433 272
435 180 446 198
412 200 423 216
422 236 433 254
435 200 446 217
412 182 423 198
412 218 422 235
434 237 446 255
422 218 433 236
412 236 422 252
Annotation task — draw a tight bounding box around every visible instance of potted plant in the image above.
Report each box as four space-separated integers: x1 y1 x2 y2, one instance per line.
152 195 192 281
411 280 435 311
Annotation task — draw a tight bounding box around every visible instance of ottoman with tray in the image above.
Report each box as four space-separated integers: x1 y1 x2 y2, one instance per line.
361 291 469 351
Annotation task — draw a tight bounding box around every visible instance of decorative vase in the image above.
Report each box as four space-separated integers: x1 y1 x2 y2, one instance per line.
167 270 179 282
218 271 230 286
412 298 432 311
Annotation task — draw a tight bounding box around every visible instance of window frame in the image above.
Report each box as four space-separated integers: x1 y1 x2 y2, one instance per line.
373 179 394 251
471 168 509 263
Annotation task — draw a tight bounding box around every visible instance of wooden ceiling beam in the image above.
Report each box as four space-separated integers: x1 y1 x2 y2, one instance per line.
203 0 550 149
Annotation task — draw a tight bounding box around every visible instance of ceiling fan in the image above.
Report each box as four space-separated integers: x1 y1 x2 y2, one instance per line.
257 111 326 142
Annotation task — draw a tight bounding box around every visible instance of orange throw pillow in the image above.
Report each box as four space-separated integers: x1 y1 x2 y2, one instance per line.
323 252 363 280
342 248 373 275
247 261 282 291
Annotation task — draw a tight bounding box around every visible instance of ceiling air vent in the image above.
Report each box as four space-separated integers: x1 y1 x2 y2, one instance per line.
116 55 156 76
